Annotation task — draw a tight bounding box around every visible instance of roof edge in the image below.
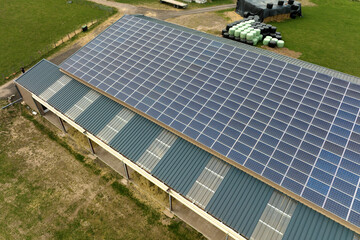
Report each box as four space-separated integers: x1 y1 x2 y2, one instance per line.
14 59 56 83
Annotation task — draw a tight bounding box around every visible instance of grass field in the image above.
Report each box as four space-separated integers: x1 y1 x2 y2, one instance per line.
112 0 235 9
270 0 360 77
0 104 204 239
0 0 115 85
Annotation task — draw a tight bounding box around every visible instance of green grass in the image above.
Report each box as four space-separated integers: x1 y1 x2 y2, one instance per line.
111 181 161 225
0 105 204 239
112 0 234 9
0 0 116 84
22 110 86 164
270 0 360 77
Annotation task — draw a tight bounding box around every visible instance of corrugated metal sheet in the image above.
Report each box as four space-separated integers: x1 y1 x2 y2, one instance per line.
97 108 135 144
137 130 177 172
354 233 360 240
206 167 274 238
74 96 124 136
283 203 354 240
47 80 90 113
39 75 71 101
250 191 297 240
152 138 212 195
65 90 100 120
186 156 230 209
108 115 163 162
15 59 64 95
15 60 359 240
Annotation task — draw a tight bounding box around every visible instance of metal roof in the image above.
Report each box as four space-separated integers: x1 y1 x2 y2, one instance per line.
284 203 354 240
57 14 360 230
15 59 357 239
206 167 274 238
152 137 212 195
15 60 64 95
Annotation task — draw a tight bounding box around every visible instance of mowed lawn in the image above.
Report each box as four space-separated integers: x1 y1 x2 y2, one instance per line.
0 0 115 84
271 0 360 77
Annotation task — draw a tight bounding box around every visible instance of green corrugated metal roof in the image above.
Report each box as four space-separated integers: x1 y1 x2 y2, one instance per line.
206 167 274 238
109 114 163 162
152 138 212 195
47 80 90 113
283 203 354 240
15 59 357 240
75 95 124 135
15 59 64 95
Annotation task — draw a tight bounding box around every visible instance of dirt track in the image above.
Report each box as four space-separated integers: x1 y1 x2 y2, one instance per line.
87 0 236 20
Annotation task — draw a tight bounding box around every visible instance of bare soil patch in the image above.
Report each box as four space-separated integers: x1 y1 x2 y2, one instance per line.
224 11 243 22
298 0 317 7
261 45 302 59
139 3 181 11
167 12 228 35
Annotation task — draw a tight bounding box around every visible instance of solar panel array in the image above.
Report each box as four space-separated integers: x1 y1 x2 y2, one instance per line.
60 15 360 227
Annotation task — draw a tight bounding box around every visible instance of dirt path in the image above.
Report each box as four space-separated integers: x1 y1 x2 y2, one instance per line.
0 81 16 100
165 4 236 19
88 0 138 13
87 0 235 20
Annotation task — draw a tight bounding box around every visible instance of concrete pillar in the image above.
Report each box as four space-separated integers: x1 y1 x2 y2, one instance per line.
169 194 173 212
87 137 95 154
123 162 130 180
33 98 44 116
58 117 67 133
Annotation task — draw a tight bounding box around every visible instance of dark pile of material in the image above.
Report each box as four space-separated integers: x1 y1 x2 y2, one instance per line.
222 16 284 48
236 0 301 22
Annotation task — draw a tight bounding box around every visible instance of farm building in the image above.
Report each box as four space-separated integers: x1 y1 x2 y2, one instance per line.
15 15 360 240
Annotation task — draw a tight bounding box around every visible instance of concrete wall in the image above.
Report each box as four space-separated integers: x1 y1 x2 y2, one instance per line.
16 83 44 115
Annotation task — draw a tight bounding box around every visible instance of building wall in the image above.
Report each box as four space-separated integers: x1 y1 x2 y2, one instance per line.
16 83 43 115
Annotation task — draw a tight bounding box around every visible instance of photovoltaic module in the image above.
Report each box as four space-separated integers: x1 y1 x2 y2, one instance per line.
60 15 360 227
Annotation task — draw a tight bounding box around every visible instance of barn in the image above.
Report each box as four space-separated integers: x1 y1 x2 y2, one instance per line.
15 15 360 240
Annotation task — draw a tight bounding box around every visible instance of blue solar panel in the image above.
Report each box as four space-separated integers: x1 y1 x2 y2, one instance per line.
60 15 360 227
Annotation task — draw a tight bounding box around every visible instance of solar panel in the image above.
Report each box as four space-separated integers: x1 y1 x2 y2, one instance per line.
60 15 360 227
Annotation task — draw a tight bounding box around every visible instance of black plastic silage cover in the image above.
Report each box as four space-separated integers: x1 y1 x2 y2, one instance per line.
236 0 302 21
